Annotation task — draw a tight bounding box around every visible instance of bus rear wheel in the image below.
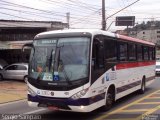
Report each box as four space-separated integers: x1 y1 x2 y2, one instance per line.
139 77 146 94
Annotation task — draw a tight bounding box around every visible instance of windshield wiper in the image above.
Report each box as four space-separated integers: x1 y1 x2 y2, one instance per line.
59 59 72 85
54 46 72 85
48 49 54 71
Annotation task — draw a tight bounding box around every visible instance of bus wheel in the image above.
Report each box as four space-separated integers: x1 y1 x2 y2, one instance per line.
139 77 146 94
101 89 114 111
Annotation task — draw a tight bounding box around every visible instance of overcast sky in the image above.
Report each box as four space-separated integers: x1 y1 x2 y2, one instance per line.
0 0 159 31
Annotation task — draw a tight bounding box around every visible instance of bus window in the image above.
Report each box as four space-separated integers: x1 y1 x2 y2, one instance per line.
118 42 128 61
152 47 156 60
92 37 104 69
104 38 117 70
149 47 153 60
137 45 143 61
143 46 149 60
128 44 136 61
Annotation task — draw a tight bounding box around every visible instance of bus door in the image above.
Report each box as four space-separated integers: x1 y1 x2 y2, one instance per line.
91 36 105 82
103 37 117 82
91 36 117 94
91 36 106 99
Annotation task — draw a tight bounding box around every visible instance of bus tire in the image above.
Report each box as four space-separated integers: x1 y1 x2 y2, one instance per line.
139 77 146 94
101 87 115 111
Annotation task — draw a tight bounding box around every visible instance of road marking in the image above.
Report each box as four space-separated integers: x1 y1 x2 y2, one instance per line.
147 97 160 99
95 90 160 120
101 118 135 120
135 102 160 104
120 109 148 112
152 93 160 94
136 104 160 120
0 99 26 106
23 108 47 114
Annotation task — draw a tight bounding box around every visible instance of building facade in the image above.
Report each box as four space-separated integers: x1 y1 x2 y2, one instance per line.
136 29 160 44
0 20 68 49
0 20 68 64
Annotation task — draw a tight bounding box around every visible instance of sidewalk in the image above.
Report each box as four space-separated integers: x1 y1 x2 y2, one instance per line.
0 81 27 104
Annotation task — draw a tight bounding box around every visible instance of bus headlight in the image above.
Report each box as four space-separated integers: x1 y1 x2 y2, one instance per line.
71 88 88 100
28 86 37 97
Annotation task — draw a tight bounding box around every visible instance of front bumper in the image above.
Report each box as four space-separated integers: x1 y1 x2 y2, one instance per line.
27 94 90 112
27 93 105 112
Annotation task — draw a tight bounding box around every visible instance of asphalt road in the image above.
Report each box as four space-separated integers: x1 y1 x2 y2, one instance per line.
1 77 160 120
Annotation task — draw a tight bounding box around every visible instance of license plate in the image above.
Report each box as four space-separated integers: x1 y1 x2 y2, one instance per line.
48 106 59 110
41 90 50 96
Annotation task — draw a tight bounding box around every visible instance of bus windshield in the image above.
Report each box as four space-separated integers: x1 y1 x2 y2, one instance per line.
29 37 90 83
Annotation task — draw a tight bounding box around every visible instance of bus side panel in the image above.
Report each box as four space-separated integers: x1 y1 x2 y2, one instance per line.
115 62 155 100
88 62 155 111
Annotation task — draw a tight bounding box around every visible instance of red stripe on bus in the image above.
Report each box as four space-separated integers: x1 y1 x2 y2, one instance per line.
116 61 155 70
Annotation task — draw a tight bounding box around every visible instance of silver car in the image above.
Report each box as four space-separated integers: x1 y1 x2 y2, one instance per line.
0 63 28 81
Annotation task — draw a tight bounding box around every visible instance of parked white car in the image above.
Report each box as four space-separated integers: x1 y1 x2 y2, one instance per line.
0 63 28 81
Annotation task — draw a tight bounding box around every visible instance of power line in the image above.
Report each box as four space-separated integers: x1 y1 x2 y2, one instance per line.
0 0 104 26
0 0 67 17
0 0 101 20
106 0 140 20
0 1 102 26
0 0 91 21
71 9 101 25
66 0 100 10
0 7 62 21
120 0 131 16
125 0 134 15
68 0 101 8
0 0 157 30
0 11 35 21
39 0 98 14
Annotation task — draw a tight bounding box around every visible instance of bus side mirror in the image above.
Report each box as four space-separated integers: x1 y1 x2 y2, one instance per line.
22 43 33 52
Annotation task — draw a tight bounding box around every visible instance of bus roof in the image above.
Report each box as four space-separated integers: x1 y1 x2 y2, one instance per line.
35 29 155 46
35 29 116 39
117 34 155 46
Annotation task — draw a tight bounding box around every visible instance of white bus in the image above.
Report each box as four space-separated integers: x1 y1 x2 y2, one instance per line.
24 29 155 112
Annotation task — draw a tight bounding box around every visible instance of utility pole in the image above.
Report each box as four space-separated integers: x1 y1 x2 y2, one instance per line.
66 12 70 29
102 0 106 30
